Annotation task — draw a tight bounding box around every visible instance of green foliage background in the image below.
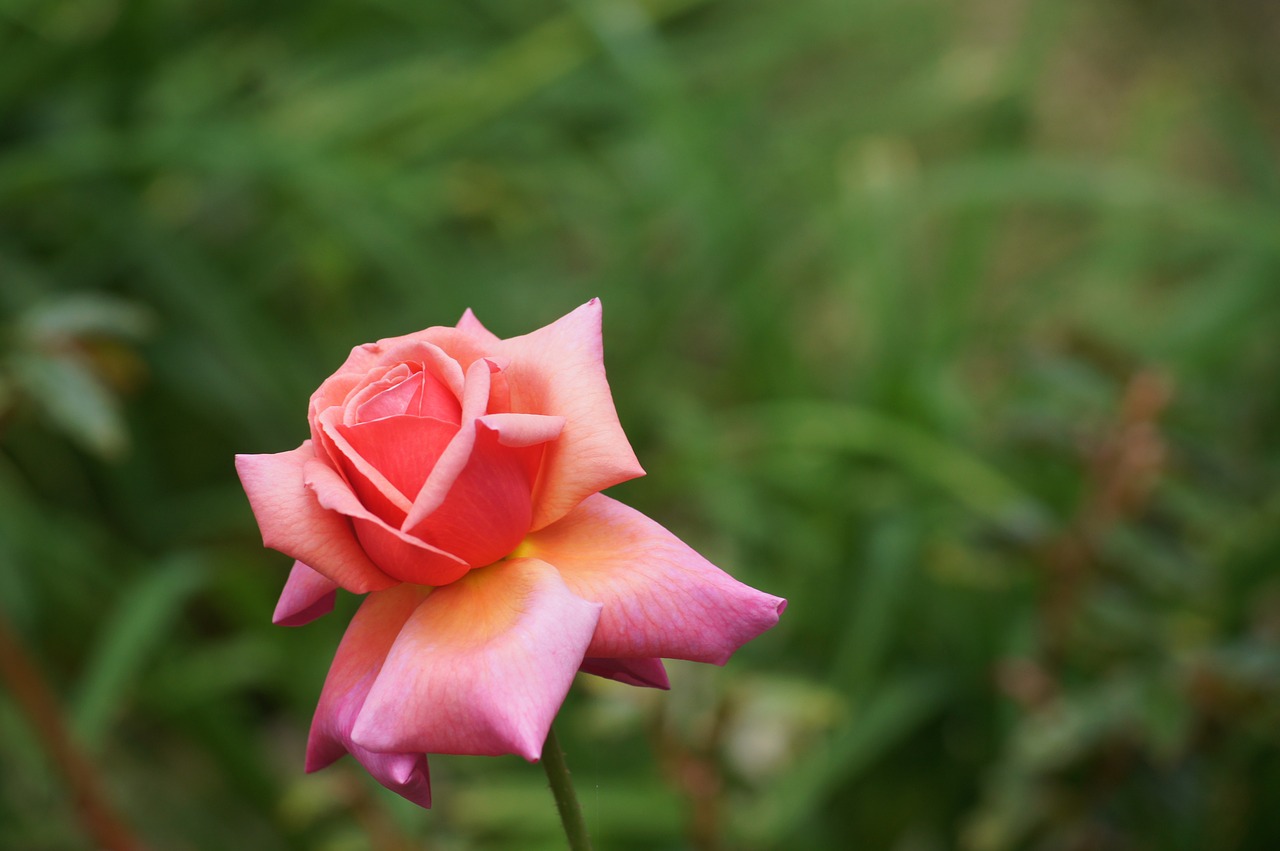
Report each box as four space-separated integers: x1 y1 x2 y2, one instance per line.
2 0 1279 848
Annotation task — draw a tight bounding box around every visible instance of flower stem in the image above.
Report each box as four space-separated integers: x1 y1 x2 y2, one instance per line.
542 723 593 851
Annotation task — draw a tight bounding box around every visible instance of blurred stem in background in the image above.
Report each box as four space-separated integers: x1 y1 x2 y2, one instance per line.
0 610 140 851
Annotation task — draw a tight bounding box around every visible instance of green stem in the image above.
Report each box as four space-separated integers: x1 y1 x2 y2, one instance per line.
542 723 593 851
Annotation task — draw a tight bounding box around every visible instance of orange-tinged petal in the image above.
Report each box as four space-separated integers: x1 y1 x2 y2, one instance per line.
273 561 338 626
525 494 786 665
350 558 601 761
235 444 397 594
492 299 645 530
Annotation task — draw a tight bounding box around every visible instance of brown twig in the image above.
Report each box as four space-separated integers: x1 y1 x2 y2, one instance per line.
1039 367 1173 665
651 691 733 851
0 610 144 850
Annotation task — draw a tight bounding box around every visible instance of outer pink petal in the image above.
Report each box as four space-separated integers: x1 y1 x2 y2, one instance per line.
235 444 397 594
579 657 670 689
304 458 471 586
525 494 786 664
273 561 339 626
306 584 434 808
491 299 645 530
350 558 601 761
456 308 502 345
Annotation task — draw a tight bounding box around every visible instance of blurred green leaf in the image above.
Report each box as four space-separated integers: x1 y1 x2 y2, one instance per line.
743 400 1050 538
8 351 128 458
746 674 947 846
71 553 207 749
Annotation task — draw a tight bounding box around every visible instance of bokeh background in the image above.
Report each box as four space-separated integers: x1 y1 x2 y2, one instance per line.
3 0 1280 848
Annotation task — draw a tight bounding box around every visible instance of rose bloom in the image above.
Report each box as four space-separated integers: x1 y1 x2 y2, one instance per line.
235 299 785 807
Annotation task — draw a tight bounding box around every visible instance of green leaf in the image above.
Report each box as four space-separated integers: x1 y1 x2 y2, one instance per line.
9 352 128 459
71 553 208 749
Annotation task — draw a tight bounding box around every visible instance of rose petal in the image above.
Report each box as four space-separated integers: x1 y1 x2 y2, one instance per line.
348 748 432 809
456 308 502 345
337 329 493 386
350 558 601 761
308 372 363 452
306 584 434 807
477 412 566 447
235 444 397 594
273 561 339 626
327 339 467 398
318 408 414 523
524 494 787 664
404 413 564 569
344 362 413 424
337 414 459 507
402 422 537 569
305 458 471 586
492 299 645 530
579 657 670 689
353 367 461 426
401 358 495 532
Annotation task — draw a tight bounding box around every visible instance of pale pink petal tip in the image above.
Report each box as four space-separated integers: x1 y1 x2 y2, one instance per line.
456 308 501 345
273 562 340 626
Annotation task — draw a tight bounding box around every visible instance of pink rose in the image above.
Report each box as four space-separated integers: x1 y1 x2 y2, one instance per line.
235 300 785 807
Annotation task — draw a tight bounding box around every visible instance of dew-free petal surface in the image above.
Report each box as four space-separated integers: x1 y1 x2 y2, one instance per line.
401 358 495 532
405 425 539 569
273 561 339 626
492 299 644 529
235 444 397 594
525 494 786 664
306 584 434 807
351 558 601 761
455 308 502 345
304 458 471 586
579 657 670 689
353 367 461 425
337 414 458 505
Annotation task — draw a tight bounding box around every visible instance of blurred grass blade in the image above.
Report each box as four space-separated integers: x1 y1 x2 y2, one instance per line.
830 516 918 696
749 674 946 845
71 554 207 750
745 400 1049 537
